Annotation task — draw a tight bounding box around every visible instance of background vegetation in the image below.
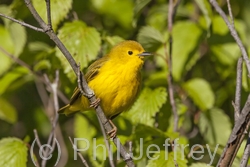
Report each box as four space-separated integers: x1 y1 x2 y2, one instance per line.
0 0 249 166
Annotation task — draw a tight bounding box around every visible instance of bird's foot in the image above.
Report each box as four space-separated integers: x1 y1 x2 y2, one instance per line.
107 120 117 139
90 98 101 108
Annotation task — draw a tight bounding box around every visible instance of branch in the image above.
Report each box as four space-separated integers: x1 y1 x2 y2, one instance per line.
97 116 115 167
41 71 60 167
24 0 78 72
35 72 68 167
240 132 250 167
45 0 52 27
0 43 68 166
209 0 250 75
226 0 235 27
167 0 180 132
0 46 33 73
217 94 250 166
0 45 69 106
33 129 43 150
233 57 243 122
0 13 44 32
207 1 250 166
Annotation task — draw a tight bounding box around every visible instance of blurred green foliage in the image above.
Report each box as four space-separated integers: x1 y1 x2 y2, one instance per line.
0 0 250 166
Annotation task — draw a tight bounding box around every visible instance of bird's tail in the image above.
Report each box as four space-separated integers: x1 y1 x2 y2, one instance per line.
58 104 80 116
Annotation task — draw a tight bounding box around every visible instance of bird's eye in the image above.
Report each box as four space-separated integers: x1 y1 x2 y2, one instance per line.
128 51 133 55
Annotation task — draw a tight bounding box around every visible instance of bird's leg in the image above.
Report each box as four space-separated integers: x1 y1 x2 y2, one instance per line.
89 98 101 108
107 119 117 139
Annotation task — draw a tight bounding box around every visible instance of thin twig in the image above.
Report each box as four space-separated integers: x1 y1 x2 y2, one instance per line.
209 0 250 75
234 57 243 122
24 0 49 31
45 0 52 27
0 46 33 73
167 0 180 132
208 1 250 166
128 141 133 158
168 0 174 32
0 46 68 104
97 116 115 167
54 125 68 167
171 139 179 167
33 129 43 149
240 131 250 167
217 95 250 167
226 0 235 27
24 0 78 72
69 136 90 167
0 13 44 32
0 25 67 167
41 72 60 167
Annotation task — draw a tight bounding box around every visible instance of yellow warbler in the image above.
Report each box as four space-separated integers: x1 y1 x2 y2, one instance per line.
58 40 151 136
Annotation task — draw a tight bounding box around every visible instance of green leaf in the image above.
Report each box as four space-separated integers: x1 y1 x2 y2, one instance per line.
10 0 30 19
172 22 202 81
198 108 232 145
211 43 240 66
146 5 168 31
166 102 189 133
75 113 116 166
235 18 248 45
133 0 151 26
134 0 151 16
74 113 97 153
183 78 214 111
146 150 188 167
104 36 125 54
0 5 13 25
145 70 168 87
0 25 15 76
124 87 167 126
137 26 164 52
28 42 51 53
0 6 26 57
32 0 72 30
8 22 26 56
33 60 51 72
0 98 17 124
195 0 212 36
212 16 229 35
0 137 27 167
56 21 101 80
91 0 133 29
105 36 124 46
0 67 29 95
134 124 167 139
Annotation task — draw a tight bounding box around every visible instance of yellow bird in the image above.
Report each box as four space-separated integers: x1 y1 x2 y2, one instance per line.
58 40 151 137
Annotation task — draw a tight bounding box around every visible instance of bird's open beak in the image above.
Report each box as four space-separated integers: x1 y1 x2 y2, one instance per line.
138 52 153 57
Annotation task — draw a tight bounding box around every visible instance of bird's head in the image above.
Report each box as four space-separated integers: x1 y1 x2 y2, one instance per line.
108 40 152 66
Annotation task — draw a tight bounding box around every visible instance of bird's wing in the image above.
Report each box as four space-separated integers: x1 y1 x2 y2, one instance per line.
85 56 109 82
68 56 110 106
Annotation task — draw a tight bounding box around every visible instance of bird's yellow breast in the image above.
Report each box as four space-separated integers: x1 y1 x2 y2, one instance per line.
87 58 142 118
